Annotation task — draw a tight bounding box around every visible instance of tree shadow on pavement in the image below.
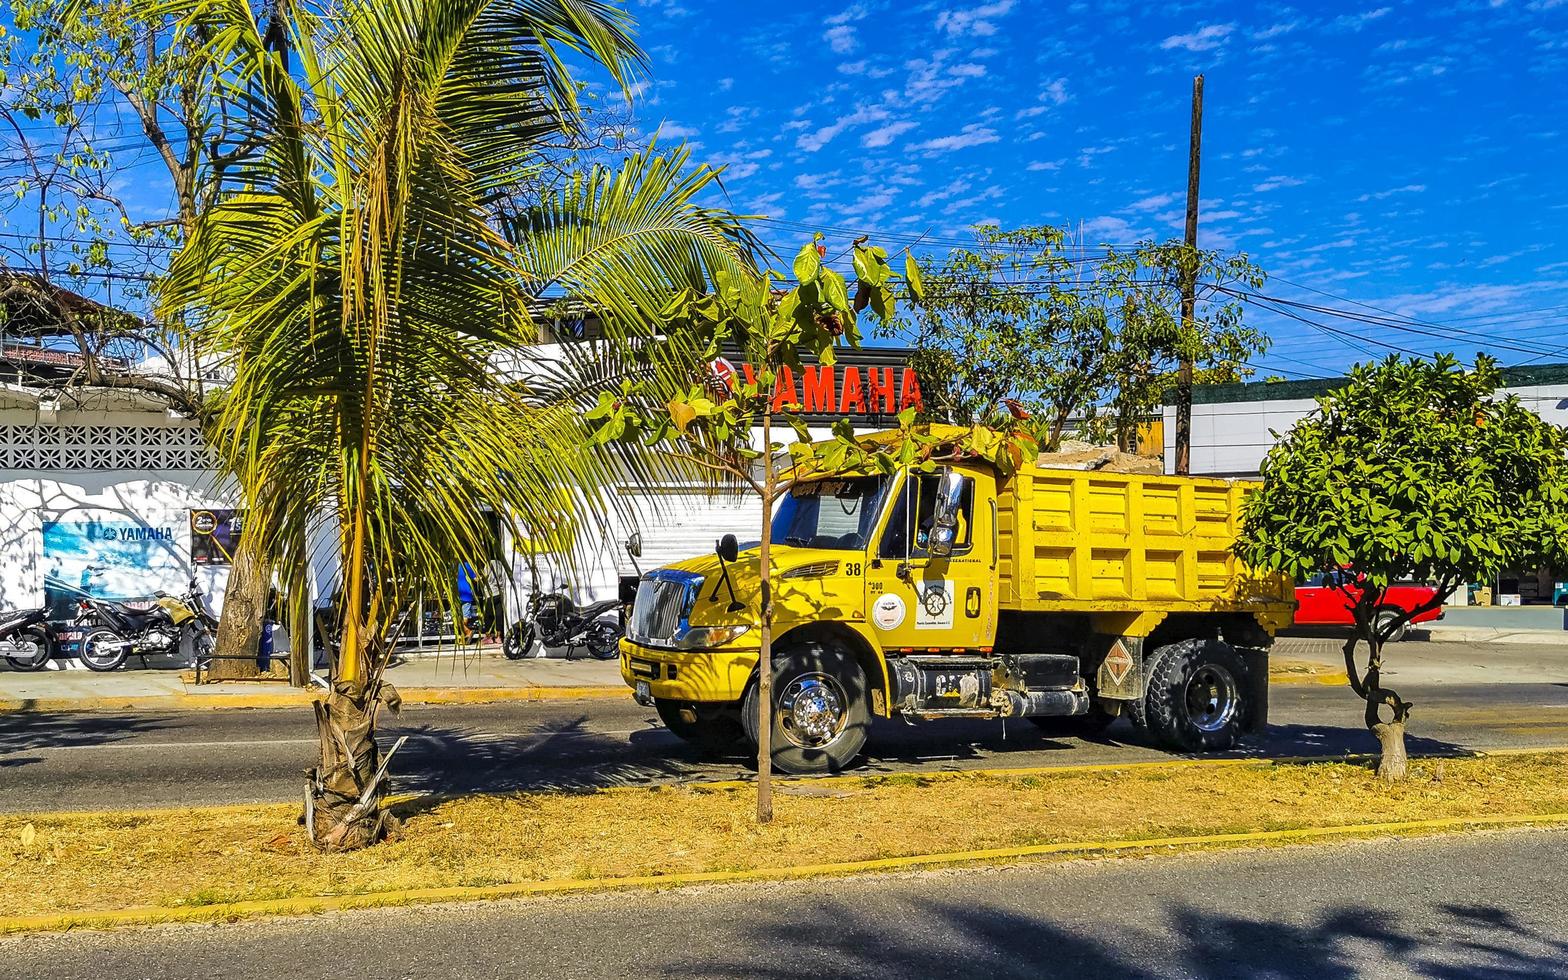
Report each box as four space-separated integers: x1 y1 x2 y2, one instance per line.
677 891 1568 979
380 713 730 803
0 710 172 768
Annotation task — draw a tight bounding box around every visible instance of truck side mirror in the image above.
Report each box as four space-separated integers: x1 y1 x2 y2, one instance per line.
927 469 965 559
626 532 642 558
716 533 739 564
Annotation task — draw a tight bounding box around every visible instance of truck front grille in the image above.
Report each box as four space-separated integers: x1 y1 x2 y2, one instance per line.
629 575 696 646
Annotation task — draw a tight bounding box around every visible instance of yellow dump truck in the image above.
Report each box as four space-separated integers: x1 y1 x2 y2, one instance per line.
620 432 1293 774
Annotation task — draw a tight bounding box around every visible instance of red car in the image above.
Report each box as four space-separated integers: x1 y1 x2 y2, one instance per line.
1293 569 1445 642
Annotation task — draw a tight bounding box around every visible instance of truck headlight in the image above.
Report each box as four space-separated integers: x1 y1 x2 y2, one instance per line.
671 625 752 650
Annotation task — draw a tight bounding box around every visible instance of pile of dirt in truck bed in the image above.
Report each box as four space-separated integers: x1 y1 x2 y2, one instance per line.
1036 440 1164 474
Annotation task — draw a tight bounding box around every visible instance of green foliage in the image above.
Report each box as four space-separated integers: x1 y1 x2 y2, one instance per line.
586 235 1038 498
157 0 756 677
885 225 1269 452
1237 354 1568 595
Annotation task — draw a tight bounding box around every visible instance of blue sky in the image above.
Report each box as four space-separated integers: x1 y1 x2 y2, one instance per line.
622 0 1568 380
4 0 1566 382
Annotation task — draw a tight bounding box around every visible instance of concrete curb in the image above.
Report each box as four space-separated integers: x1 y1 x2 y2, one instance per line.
0 685 626 714
1419 627 1568 645
5 809 1566 936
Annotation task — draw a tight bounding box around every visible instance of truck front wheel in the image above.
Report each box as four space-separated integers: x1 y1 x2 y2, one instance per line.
1145 638 1250 752
743 641 870 775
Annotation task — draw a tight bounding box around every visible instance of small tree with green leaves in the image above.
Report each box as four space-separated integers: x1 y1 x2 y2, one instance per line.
1097 241 1269 451
1236 354 1568 780
588 235 1035 821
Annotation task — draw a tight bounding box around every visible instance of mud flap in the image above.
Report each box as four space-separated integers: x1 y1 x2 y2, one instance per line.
1239 648 1270 733
1090 634 1143 706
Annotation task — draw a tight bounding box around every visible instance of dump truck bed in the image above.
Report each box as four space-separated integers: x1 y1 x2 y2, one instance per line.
996 465 1291 613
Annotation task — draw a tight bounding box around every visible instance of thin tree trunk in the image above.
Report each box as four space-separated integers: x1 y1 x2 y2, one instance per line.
1344 620 1412 783
756 408 774 824
204 535 270 680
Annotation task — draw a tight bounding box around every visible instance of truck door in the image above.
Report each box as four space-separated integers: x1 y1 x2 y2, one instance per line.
864 468 997 651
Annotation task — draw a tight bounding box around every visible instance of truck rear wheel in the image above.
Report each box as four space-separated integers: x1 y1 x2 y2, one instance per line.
1145 638 1250 752
743 640 870 775
654 699 744 755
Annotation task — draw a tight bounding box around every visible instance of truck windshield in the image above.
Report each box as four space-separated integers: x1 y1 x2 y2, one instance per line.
772 476 889 551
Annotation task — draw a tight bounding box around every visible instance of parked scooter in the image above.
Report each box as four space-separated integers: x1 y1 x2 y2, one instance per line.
502 536 640 661
72 579 218 672
0 608 55 671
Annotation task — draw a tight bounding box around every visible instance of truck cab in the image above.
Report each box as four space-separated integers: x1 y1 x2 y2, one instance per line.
620 435 1292 775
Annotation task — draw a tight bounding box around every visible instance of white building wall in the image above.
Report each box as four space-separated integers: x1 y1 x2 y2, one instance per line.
1164 381 1568 477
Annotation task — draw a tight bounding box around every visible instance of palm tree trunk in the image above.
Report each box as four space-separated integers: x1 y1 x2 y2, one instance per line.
306 457 395 850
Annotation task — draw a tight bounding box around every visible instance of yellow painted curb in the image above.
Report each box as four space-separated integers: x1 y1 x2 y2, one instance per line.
5 810 1566 936
1269 670 1350 686
0 685 625 714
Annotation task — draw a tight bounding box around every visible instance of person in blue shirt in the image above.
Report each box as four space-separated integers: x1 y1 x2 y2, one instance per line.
458 563 477 637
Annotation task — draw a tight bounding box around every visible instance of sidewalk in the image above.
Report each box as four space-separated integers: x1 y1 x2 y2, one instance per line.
0 648 624 711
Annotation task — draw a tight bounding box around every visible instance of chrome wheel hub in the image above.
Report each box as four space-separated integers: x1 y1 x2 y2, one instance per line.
779 673 847 748
1185 663 1239 733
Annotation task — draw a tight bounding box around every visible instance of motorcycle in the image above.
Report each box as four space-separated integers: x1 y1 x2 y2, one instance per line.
503 536 640 661
72 579 218 672
0 608 55 672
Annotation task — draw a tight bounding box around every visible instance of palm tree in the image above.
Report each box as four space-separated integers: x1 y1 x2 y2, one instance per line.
159 0 758 850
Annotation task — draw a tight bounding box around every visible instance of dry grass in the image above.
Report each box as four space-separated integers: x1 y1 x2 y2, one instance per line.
3 753 1566 920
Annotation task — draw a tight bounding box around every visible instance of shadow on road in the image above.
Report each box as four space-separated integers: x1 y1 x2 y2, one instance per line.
381 713 716 800
681 894 1568 979
0 710 172 768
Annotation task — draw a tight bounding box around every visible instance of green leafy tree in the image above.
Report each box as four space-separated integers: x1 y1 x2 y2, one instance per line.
158 0 756 849
1098 241 1268 451
886 228 1267 454
588 235 1035 822
1236 355 1568 780
888 225 1112 449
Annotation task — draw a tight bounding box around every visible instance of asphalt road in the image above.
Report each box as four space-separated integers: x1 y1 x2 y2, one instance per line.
5 828 1565 978
5 668 1568 812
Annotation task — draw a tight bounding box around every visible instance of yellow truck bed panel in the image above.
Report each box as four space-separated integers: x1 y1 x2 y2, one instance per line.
998 467 1290 612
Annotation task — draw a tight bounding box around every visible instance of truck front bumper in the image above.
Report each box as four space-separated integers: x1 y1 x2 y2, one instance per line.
619 639 758 704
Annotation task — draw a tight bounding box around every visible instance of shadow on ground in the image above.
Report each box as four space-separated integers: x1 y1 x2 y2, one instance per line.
0 711 173 768
681 894 1568 979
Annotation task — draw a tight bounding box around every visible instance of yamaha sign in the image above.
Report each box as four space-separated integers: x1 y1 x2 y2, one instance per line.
712 346 923 426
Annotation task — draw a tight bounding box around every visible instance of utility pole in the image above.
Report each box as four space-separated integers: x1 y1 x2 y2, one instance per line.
1175 73 1203 476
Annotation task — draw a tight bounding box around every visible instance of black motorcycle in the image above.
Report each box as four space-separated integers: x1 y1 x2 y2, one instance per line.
503 536 640 661
72 579 218 672
0 608 55 672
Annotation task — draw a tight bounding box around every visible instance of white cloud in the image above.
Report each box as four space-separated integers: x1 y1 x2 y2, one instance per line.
861 120 918 147
717 77 733 92
796 105 889 152
1127 192 1179 212
909 124 1000 153
1026 160 1063 171
1077 215 1141 243
1356 183 1426 202
826 3 868 25
824 24 858 54
949 62 988 78
1253 21 1300 39
1253 175 1305 192
1333 7 1392 31
655 121 700 140
1160 23 1235 52
1041 77 1069 105
935 0 1015 36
